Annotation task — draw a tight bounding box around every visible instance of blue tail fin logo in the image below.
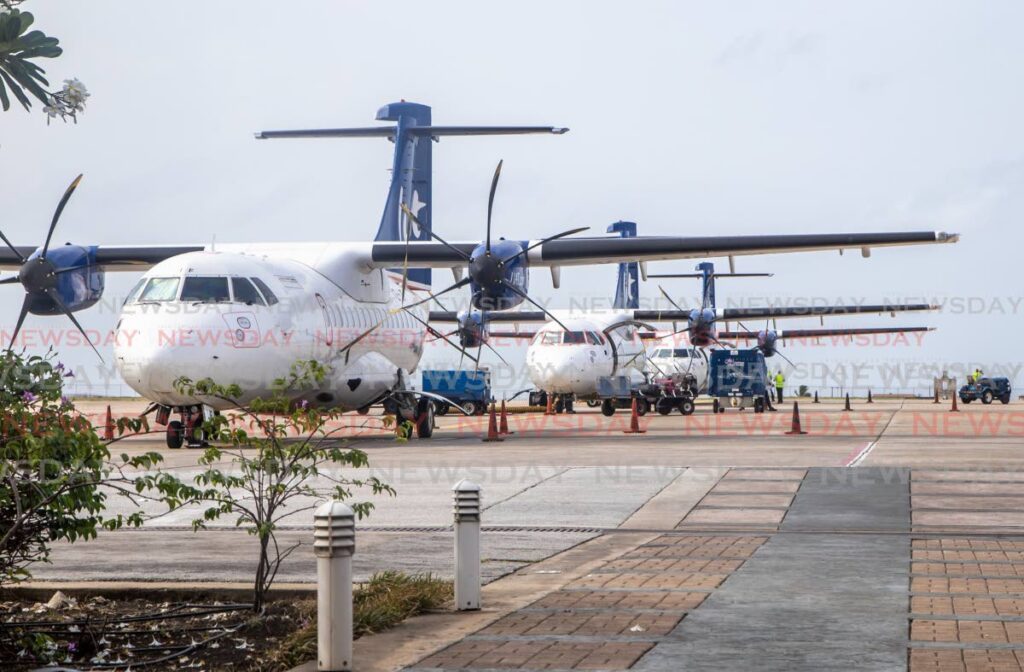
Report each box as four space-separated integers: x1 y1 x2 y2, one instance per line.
608 221 639 309
697 261 715 312
375 102 433 288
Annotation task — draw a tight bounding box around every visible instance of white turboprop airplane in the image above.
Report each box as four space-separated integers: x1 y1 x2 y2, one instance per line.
1 102 958 446
430 249 937 413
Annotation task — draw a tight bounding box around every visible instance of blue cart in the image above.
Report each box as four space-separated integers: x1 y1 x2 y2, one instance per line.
708 349 769 413
422 369 492 416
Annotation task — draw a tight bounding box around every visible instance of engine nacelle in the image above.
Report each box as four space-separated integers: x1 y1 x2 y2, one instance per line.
688 308 716 346
468 239 529 311
757 330 779 357
457 310 488 348
25 244 104 315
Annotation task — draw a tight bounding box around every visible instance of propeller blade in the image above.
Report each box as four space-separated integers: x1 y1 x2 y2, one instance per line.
42 174 83 258
475 343 484 371
500 226 590 265
658 285 686 313
7 296 31 354
0 276 21 285
483 339 509 367
503 283 572 333
44 287 103 362
401 276 471 311
0 230 25 263
402 309 478 365
400 203 471 261
775 348 796 368
401 209 411 302
486 160 502 254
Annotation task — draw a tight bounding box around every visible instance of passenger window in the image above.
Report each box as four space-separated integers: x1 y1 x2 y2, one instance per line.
181 277 230 303
251 277 279 306
231 277 266 306
138 277 180 302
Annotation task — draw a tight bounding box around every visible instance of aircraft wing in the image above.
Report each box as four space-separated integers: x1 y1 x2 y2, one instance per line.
372 231 958 268
0 245 205 271
717 326 934 340
430 303 936 325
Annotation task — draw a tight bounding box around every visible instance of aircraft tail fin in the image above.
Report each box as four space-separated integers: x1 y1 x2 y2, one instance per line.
608 221 639 309
698 261 716 312
256 102 567 289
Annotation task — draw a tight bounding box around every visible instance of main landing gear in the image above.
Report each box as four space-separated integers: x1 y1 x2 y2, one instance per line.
156 405 211 449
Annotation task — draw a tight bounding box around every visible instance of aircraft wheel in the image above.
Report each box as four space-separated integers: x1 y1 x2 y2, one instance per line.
415 399 434 439
587 399 601 408
656 398 674 415
679 398 696 416
982 390 994 405
1001 395 1011 405
635 399 649 416
166 421 183 450
357 406 370 415
462 400 478 416
435 403 449 416
554 396 565 414
601 399 615 416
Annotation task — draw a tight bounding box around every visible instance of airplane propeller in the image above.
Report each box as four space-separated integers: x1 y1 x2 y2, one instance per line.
0 174 103 361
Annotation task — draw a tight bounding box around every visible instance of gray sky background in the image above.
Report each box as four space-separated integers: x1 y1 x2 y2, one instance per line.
1 1 1020 395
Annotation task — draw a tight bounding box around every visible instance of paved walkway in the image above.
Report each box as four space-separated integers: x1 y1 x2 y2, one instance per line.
400 466 1024 672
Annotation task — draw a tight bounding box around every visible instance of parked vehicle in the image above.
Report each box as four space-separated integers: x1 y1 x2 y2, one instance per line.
708 349 769 413
959 377 1012 405
421 369 492 415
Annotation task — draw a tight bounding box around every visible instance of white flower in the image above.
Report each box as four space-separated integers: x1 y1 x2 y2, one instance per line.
62 78 89 103
42 103 61 118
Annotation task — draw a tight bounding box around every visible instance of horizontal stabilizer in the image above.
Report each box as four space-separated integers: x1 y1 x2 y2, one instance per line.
255 126 568 140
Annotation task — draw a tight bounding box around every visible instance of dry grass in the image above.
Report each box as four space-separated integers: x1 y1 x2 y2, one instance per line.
258 571 453 671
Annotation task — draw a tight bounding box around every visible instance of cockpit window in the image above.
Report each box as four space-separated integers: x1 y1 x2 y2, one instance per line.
673 348 693 358
540 331 560 345
586 331 604 345
138 277 180 302
181 276 230 303
124 278 146 305
563 331 587 345
251 277 278 306
231 277 265 306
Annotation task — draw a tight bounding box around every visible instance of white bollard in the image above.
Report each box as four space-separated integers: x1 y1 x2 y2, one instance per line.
453 479 482 611
314 501 355 672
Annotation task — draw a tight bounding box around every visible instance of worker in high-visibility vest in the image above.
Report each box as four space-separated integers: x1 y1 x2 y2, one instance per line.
774 371 785 403
973 368 983 384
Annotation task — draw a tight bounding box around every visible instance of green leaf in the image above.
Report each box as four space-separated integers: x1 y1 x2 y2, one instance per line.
0 67 30 110
0 79 9 111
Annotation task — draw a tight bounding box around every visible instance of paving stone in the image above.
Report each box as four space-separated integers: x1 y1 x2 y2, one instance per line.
912 482 1024 496
710 480 802 494
914 496 1024 510
909 647 1024 672
679 508 786 525
913 577 1024 594
532 590 708 611
913 471 1024 483
699 493 794 508
911 619 1024 644
567 571 727 590
914 550 1024 563
603 558 743 573
721 468 807 481
914 539 1024 552
915 511 1024 528
913 562 1024 577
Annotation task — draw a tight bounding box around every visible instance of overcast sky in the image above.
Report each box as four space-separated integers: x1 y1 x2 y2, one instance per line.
1 1 1021 395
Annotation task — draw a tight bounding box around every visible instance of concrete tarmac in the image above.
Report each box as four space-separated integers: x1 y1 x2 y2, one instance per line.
30 398 1024 671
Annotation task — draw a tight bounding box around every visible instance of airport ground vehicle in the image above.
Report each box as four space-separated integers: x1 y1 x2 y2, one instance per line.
590 375 696 416
421 369 492 416
708 349 769 413
959 377 1012 405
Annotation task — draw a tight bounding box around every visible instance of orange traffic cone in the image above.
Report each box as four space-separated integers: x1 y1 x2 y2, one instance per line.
544 394 554 416
951 393 959 413
104 405 114 441
867 389 874 404
623 398 646 434
785 402 808 435
499 400 513 435
483 403 504 442
843 394 851 412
